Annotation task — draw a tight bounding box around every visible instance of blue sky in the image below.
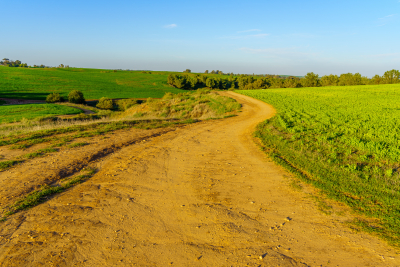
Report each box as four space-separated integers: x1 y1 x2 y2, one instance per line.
1 0 399 76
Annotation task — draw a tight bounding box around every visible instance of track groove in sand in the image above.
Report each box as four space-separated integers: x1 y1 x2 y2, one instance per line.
0 92 399 266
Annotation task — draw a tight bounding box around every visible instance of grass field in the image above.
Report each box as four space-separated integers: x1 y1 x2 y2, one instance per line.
0 67 188 100
238 83 400 246
0 104 82 123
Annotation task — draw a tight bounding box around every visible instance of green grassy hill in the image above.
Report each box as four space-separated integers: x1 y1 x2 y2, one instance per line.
0 104 82 123
0 67 188 100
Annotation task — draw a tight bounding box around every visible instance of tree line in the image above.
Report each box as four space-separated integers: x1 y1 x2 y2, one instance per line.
0 58 70 68
168 69 400 90
0 58 29 68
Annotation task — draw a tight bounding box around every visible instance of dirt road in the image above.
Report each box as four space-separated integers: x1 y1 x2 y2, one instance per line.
0 92 399 266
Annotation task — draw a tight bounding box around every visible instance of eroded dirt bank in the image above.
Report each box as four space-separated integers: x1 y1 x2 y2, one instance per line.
0 92 399 266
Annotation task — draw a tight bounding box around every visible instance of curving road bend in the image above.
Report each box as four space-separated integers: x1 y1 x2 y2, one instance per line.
0 92 398 266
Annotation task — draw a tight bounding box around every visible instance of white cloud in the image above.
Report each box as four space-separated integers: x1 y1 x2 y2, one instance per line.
164 24 177 29
237 29 261 33
377 14 397 26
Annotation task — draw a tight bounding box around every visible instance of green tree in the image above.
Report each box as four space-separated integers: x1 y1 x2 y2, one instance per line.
320 74 339 86
174 76 187 89
371 74 382 85
167 74 176 86
189 77 198 88
383 69 400 84
46 93 64 103
302 72 320 87
68 90 85 104
206 77 217 88
96 97 114 110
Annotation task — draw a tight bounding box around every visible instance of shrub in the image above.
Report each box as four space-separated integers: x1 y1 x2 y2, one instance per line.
97 110 113 117
96 97 114 110
46 93 64 103
115 99 138 111
163 92 175 100
68 90 85 104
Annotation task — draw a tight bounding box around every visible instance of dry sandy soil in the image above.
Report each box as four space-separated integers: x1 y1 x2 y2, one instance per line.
0 92 399 266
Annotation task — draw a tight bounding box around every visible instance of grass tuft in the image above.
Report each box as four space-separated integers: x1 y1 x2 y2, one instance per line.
0 160 21 171
2 167 97 220
67 142 88 148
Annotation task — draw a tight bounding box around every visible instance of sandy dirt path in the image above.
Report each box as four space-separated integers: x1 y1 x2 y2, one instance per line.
0 92 399 266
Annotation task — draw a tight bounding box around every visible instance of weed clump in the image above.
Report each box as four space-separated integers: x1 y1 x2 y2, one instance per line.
96 97 114 110
68 90 85 104
0 160 20 171
46 93 64 103
115 99 138 111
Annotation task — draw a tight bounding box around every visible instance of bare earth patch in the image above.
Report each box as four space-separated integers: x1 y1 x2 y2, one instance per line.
0 92 398 266
0 98 46 105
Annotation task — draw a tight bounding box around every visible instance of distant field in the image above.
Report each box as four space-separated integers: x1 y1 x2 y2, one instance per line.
0 67 188 100
238 83 400 245
0 104 82 123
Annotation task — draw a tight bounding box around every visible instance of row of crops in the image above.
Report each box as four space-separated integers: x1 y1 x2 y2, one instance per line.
238 83 400 245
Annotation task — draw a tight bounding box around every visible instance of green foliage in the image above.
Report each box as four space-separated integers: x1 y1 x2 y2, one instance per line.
0 160 20 171
206 77 217 89
302 72 320 87
46 93 64 103
96 97 114 110
0 58 28 67
115 99 138 111
239 83 400 245
24 148 57 159
383 69 400 84
68 90 85 104
0 104 82 123
124 90 240 120
67 142 88 148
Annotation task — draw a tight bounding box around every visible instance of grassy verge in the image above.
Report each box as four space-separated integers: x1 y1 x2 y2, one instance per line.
239 85 400 247
0 104 83 123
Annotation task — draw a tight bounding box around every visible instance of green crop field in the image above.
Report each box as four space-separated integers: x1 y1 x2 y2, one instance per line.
0 67 188 100
238 84 400 245
0 104 82 123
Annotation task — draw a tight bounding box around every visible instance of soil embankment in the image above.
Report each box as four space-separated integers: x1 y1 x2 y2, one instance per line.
0 92 399 266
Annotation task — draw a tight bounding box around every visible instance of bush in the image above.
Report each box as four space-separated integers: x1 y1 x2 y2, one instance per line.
115 99 138 111
68 90 85 104
97 110 113 117
96 97 114 110
46 93 64 103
